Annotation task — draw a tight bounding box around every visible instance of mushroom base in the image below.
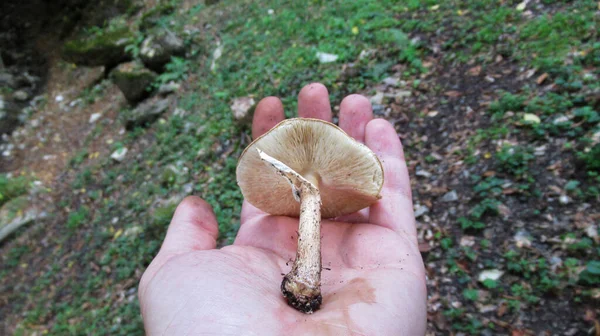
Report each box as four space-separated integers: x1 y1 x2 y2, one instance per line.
281 275 322 314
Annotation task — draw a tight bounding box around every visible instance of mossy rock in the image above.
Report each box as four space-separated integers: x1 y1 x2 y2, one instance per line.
140 3 177 32
62 27 133 66
0 97 21 136
110 62 157 103
125 97 170 129
0 195 42 242
140 31 185 71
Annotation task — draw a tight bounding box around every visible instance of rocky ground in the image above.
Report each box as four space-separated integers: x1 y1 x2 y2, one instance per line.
1 0 599 335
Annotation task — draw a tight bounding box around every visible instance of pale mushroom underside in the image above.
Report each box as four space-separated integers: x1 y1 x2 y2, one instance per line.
236 118 384 218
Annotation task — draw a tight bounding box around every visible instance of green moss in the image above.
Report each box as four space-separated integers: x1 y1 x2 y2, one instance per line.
63 27 133 66
140 3 177 31
1 195 29 223
0 175 29 207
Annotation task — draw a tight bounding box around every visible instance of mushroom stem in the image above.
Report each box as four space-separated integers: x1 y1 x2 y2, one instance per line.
281 182 322 314
256 149 323 313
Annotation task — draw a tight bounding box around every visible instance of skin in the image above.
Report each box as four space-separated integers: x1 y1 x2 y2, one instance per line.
139 83 427 335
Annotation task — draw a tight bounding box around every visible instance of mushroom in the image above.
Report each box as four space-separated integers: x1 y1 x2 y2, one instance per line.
236 118 384 313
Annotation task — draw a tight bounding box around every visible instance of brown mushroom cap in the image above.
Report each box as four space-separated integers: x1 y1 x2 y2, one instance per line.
236 118 384 218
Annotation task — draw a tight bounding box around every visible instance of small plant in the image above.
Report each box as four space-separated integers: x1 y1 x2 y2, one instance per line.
458 217 485 231
496 145 534 177
125 32 146 58
482 279 498 289
578 144 600 172
66 207 89 230
473 176 505 197
578 261 600 286
470 198 500 219
463 288 479 301
489 93 526 119
155 57 190 87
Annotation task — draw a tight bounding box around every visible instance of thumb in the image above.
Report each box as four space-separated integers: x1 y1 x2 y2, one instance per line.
159 196 220 255
139 196 219 299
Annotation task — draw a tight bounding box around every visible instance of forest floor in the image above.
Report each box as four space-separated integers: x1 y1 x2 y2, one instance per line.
0 0 599 335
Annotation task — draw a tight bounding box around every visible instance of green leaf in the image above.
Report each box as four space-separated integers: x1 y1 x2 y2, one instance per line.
564 180 580 191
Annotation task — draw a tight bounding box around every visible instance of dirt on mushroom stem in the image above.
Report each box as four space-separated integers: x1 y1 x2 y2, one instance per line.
281 181 323 314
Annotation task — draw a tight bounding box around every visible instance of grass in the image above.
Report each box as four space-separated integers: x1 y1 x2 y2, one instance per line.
2 0 600 334
0 174 29 207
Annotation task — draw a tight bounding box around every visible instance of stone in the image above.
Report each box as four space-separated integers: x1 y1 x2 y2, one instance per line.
0 196 45 242
111 62 157 103
210 43 223 71
89 113 102 123
13 90 29 102
0 96 21 136
358 49 376 60
111 147 128 162
372 104 386 116
140 31 185 71
62 27 133 66
315 51 338 63
125 98 170 129
231 97 256 125
559 194 570 205
0 73 16 87
416 169 432 178
441 190 458 202
382 77 400 86
514 230 532 248
394 90 412 101
369 91 384 105
414 204 429 218
478 269 504 283
158 81 181 95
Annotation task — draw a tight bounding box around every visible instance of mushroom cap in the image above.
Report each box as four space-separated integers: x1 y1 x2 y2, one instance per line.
236 118 384 218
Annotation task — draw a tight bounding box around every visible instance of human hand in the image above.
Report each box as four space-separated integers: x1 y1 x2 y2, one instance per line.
139 83 427 335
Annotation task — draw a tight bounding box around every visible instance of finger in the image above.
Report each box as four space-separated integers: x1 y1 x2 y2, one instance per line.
240 200 267 223
244 97 284 223
365 119 416 237
297 83 332 121
252 96 285 139
339 94 373 143
159 196 219 256
334 208 369 223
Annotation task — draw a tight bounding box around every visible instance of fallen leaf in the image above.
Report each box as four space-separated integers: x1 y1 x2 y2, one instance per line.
497 301 508 317
516 1 527 11
113 229 123 240
467 66 481 76
523 113 541 124
444 90 462 97
536 73 548 85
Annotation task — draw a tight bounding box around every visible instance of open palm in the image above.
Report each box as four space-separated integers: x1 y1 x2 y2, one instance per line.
139 83 427 335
